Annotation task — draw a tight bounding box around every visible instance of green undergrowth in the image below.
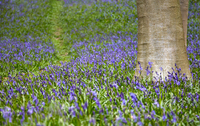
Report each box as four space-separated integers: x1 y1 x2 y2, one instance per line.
0 0 57 79
0 0 52 39
49 0 72 66
59 0 138 57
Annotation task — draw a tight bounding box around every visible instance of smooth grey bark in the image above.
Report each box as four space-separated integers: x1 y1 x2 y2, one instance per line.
134 0 192 82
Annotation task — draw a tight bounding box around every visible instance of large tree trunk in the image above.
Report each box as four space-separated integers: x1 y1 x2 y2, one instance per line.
180 0 189 47
134 0 192 82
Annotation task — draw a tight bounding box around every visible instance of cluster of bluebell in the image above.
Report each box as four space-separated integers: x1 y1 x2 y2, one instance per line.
0 0 55 76
0 0 51 38
0 0 199 125
0 37 54 72
187 3 200 78
71 32 137 68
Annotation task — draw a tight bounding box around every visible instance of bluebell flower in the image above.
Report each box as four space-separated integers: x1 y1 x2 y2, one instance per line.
137 122 143 126
91 90 97 97
130 92 137 102
89 117 96 125
94 97 101 108
32 93 39 105
196 115 200 121
82 102 88 111
0 107 13 122
113 82 118 89
154 99 160 108
121 99 126 106
146 66 151 76
151 110 156 119
172 115 177 123
27 107 34 115
163 113 167 121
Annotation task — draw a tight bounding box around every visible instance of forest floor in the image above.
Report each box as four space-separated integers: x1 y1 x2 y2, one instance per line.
2 1 69 82
50 0 70 66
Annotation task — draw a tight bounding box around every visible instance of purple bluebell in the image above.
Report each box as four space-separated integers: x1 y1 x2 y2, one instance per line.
89 117 96 125
0 107 13 123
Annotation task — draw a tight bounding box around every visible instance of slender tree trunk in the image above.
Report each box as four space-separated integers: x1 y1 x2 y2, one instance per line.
180 0 189 47
134 0 192 82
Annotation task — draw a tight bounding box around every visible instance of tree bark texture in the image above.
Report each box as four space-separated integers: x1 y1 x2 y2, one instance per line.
134 0 192 82
180 0 189 47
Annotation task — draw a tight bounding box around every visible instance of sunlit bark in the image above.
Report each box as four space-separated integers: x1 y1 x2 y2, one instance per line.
180 0 189 47
134 0 192 82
